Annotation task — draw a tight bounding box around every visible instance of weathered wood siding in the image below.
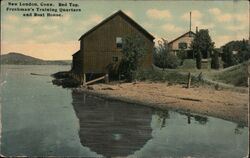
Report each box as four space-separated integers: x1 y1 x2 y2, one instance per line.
80 15 154 73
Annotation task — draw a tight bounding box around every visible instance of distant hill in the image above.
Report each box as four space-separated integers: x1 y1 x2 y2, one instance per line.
0 52 71 65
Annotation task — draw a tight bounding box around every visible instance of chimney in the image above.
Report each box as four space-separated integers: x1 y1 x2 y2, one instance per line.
196 26 198 33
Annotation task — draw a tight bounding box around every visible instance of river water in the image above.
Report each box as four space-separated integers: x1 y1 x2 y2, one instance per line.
0 65 248 157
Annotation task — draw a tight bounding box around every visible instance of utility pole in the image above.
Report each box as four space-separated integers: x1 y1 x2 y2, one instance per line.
189 11 192 37
249 0 250 44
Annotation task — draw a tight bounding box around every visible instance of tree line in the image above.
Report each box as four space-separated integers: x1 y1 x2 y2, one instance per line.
109 32 249 81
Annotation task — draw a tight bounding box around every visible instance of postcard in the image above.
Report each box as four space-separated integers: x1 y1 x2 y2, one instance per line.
0 0 249 157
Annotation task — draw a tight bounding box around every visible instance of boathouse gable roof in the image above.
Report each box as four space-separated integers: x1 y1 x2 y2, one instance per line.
78 10 155 41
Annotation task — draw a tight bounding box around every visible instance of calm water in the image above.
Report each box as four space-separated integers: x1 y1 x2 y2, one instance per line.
0 65 248 157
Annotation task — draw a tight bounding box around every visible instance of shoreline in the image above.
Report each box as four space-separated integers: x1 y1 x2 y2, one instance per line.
73 82 248 126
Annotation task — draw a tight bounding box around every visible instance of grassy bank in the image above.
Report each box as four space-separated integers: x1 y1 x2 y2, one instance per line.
134 68 204 86
133 62 248 92
210 62 248 87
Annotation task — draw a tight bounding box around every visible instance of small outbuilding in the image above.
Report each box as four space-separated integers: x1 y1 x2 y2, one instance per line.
168 30 196 59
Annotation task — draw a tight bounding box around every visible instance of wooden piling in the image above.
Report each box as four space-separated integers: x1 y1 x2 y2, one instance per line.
105 73 109 83
83 73 86 85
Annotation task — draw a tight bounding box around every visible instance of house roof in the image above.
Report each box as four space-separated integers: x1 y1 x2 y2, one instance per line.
78 10 155 41
168 31 196 44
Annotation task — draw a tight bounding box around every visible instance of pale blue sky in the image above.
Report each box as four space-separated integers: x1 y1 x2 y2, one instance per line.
1 0 249 60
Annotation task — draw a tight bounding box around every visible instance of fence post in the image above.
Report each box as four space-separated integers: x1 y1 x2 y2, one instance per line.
187 72 191 88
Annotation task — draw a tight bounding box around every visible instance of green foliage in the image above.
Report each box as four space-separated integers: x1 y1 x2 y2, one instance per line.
211 50 220 69
119 34 146 81
221 39 250 68
196 50 202 69
153 39 180 69
176 50 187 65
191 29 215 59
177 51 187 59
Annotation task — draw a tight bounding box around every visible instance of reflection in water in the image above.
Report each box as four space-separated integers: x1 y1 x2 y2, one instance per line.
180 112 208 125
234 123 245 135
71 91 153 157
154 110 170 129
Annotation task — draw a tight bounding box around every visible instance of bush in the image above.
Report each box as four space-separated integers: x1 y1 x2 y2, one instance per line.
153 39 180 69
177 51 187 65
118 34 147 81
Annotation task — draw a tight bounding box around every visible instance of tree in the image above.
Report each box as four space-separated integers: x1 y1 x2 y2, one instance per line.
211 49 220 69
221 39 250 68
191 29 215 59
196 50 202 69
119 34 146 81
153 38 180 69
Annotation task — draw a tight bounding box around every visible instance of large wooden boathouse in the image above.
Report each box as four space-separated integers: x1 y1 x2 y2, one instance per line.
71 10 155 83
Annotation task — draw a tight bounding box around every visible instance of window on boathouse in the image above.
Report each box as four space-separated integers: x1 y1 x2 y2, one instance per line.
116 37 122 48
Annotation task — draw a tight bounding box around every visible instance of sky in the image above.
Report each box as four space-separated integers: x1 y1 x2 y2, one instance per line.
1 0 249 60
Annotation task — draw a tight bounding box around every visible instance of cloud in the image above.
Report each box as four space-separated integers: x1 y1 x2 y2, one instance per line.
208 8 221 15
181 10 202 21
208 8 248 24
35 30 62 42
25 17 43 24
181 10 214 30
142 22 154 29
214 34 247 47
5 15 19 22
161 24 185 33
234 14 248 25
1 23 14 30
124 10 134 18
146 9 172 20
2 41 79 60
20 27 33 34
226 25 246 31
79 14 103 31
193 21 215 30
43 25 58 30
49 14 71 23
217 13 233 22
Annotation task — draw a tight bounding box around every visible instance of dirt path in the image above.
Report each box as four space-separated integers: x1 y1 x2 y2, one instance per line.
76 82 248 126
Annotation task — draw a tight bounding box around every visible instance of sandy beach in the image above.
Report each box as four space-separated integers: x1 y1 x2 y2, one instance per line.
74 82 248 126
